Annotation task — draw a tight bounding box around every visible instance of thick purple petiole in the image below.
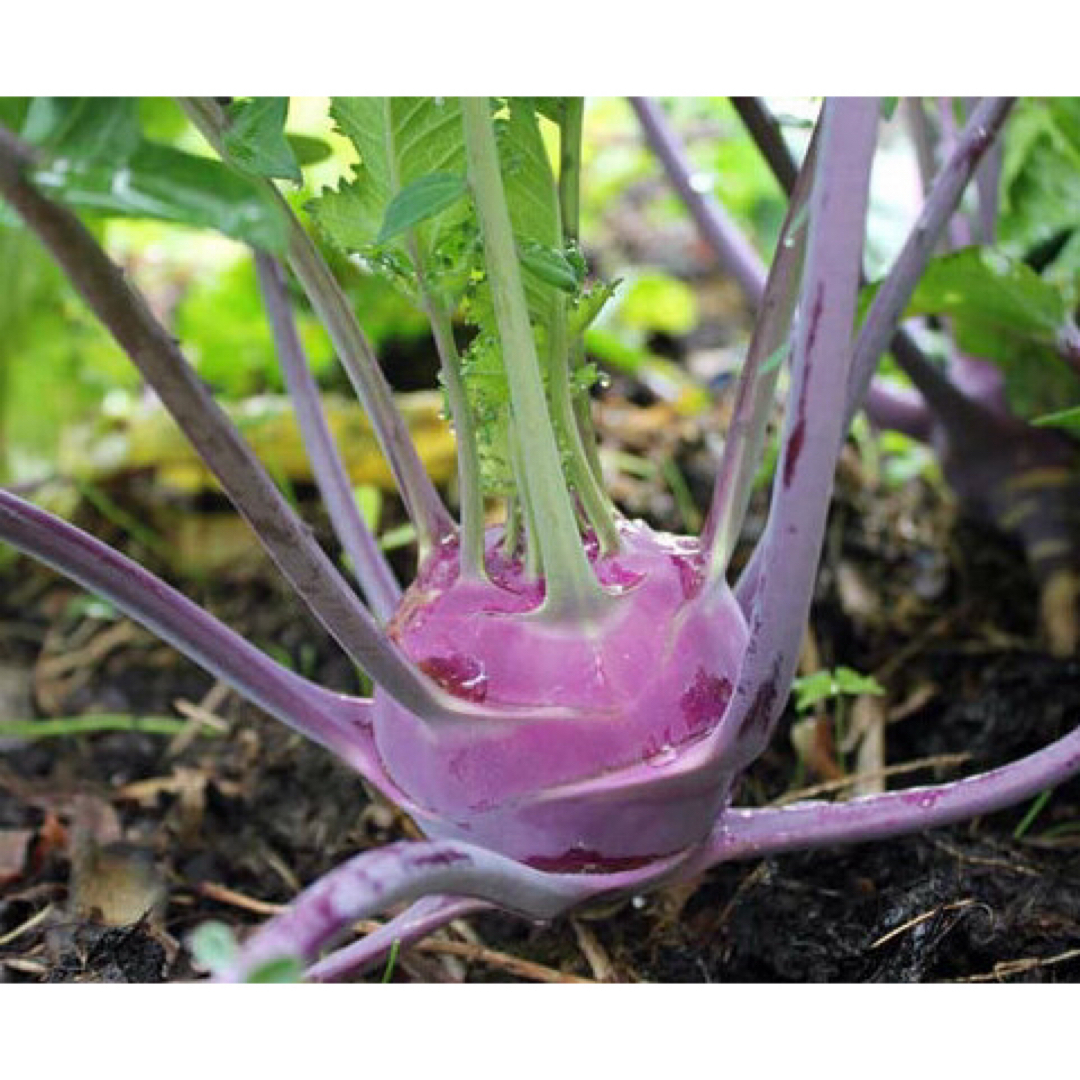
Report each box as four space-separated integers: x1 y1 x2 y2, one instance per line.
219 838 688 981
0 488 394 787
254 252 401 622
304 895 490 982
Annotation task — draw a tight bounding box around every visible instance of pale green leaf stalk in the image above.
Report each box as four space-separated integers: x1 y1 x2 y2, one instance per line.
559 98 607 495
461 97 611 621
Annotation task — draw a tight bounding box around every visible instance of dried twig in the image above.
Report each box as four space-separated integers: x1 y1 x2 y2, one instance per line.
571 918 620 982
868 898 985 950
950 947 1080 983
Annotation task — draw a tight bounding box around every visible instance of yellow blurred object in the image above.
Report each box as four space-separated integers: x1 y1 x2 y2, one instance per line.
60 390 458 496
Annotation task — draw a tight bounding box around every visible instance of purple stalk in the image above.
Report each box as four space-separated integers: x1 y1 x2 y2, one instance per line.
705 717 1080 863
846 98 1016 423
937 98 976 250
731 98 966 437
863 381 933 442
219 838 686 981
700 125 820 579
629 97 768 306
254 252 401 621
650 97 954 590
966 99 1004 245
305 895 489 982
712 98 881 770
1059 321 1080 379
905 98 938 198
887 331 1001 436
0 488 390 782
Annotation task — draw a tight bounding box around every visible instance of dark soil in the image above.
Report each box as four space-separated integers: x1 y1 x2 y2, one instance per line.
3 412 1080 985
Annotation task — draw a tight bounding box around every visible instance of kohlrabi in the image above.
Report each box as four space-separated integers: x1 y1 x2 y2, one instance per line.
2 96 1078 984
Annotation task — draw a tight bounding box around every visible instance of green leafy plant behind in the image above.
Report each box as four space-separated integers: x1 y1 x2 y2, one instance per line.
1001 98 1080 295
5 97 290 251
862 246 1080 420
221 97 303 185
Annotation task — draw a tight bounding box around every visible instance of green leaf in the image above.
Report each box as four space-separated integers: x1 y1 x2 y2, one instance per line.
287 133 334 167
533 97 571 127
189 921 240 972
310 97 468 266
497 99 562 314
22 97 143 163
618 271 697 336
898 248 1066 345
30 142 289 252
833 667 886 697
793 666 884 713
1001 101 1080 275
861 246 1080 421
569 279 619 337
518 241 581 293
247 957 305 983
1033 404 1080 433
0 97 30 133
377 171 467 243
222 97 303 185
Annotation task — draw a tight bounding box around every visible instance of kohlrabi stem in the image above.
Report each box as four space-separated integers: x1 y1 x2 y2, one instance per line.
707 716 1080 863
461 97 610 620
714 97 881 772
502 495 521 558
700 126 820 585
731 95 961 446
509 424 542 579
548 293 621 554
727 96 1014 445
254 252 401 621
905 98 938 198
550 98 619 549
378 98 486 580
216 838 597 981
220 835 688 982
966 100 1004 245
846 97 1016 424
420 282 488 581
559 98 584 246
937 98 975 251
630 97 769 306
305 896 491 982
863 381 933 442
0 488 386 780
177 97 455 561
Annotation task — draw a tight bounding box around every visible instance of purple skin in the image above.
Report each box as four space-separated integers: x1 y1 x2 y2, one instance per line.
2 98 1080 982
375 520 747 865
